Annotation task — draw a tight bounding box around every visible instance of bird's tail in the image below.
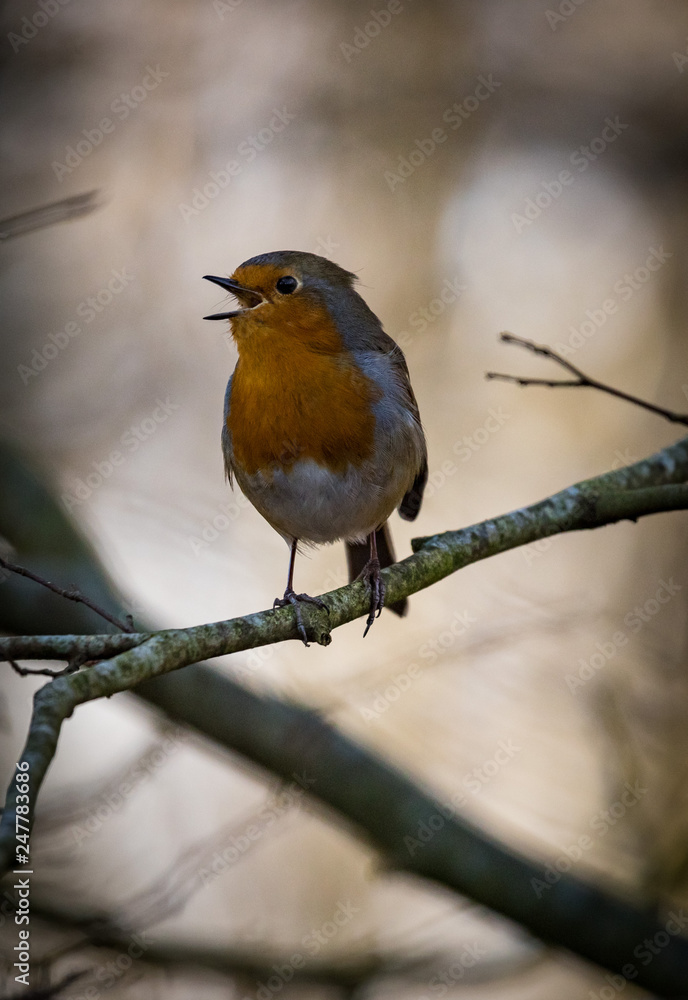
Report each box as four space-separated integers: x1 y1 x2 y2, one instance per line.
345 523 407 617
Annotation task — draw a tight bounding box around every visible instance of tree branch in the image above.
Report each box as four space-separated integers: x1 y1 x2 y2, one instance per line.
2 435 688 666
1 435 688 992
135 664 688 996
0 632 148 662
486 332 688 426
10 897 463 993
0 556 134 634
0 189 102 241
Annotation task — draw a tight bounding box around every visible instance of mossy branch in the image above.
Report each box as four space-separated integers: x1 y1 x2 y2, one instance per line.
1 435 688 993
2 435 688 666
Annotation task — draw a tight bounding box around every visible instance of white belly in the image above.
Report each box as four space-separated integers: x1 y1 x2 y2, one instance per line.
234 457 413 544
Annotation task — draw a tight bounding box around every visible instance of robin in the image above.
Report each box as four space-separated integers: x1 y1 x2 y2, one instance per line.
204 251 427 643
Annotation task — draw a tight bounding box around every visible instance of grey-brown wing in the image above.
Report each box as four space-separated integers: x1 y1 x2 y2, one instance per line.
399 457 427 521
221 373 235 486
385 344 427 521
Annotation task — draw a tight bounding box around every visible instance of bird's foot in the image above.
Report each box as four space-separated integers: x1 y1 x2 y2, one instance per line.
274 588 329 646
357 558 385 637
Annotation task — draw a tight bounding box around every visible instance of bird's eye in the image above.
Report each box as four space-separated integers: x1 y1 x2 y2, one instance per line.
275 275 298 295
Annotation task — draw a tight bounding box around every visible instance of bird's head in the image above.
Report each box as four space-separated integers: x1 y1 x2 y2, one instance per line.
204 251 369 354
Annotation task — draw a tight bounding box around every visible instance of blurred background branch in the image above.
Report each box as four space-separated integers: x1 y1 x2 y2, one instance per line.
1 437 688 992
0 190 102 242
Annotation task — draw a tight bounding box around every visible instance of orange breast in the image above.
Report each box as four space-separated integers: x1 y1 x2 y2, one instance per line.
227 298 380 476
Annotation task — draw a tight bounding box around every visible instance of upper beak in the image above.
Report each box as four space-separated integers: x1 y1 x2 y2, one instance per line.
203 274 264 320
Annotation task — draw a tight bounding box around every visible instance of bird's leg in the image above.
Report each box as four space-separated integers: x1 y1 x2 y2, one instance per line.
284 537 298 594
273 538 329 645
358 530 385 637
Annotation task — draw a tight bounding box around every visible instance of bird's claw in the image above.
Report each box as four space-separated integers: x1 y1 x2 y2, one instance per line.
274 588 329 645
358 558 385 637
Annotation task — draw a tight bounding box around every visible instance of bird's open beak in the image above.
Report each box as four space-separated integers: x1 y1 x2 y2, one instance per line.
203 274 265 320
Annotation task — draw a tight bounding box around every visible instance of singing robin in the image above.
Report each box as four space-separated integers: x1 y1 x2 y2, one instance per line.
204 251 427 642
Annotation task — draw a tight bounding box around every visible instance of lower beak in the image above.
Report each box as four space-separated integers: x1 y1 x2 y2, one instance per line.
203 274 264 320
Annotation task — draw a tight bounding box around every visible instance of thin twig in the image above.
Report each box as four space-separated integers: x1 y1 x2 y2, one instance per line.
486 332 688 427
8 658 86 679
0 556 134 633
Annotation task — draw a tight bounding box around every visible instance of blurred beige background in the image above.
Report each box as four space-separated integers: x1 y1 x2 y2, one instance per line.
1 1 688 997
